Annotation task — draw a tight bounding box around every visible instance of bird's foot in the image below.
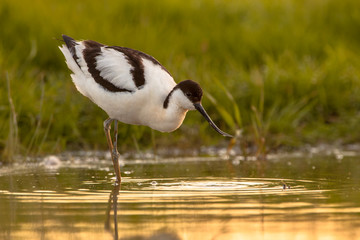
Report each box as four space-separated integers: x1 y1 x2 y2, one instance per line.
114 179 120 186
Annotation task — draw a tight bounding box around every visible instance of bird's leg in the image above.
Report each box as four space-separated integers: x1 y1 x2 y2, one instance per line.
112 120 121 183
103 118 121 184
104 118 114 152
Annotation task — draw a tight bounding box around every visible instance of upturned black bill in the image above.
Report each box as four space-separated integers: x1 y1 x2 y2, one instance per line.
194 103 233 138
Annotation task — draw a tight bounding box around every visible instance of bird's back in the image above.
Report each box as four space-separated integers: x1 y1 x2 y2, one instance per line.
59 35 177 125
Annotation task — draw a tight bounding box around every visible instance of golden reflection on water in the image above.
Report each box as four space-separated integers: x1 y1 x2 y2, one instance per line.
2 179 359 240
1 154 360 240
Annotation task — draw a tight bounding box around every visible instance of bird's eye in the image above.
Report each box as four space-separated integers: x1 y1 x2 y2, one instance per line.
186 92 192 97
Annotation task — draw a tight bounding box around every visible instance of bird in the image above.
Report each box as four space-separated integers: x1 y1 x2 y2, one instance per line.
59 34 233 183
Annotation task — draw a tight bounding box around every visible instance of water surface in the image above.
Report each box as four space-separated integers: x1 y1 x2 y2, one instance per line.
0 153 359 239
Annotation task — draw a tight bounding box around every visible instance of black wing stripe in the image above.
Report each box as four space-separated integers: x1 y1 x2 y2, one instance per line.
107 46 145 88
107 46 172 89
83 40 132 93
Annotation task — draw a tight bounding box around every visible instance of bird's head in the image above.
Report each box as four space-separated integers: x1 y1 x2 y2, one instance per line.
171 80 233 137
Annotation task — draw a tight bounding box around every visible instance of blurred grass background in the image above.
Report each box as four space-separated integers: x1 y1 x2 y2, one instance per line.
1 0 360 162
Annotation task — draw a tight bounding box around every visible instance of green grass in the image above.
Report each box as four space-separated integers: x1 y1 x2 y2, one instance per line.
1 0 360 161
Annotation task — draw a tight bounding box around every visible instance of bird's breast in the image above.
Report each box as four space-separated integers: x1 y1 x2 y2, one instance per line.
145 110 188 133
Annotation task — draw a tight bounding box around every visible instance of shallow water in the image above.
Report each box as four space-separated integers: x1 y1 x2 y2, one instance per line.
0 153 359 240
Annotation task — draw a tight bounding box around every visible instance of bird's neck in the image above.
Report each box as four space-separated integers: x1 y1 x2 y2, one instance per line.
161 103 189 132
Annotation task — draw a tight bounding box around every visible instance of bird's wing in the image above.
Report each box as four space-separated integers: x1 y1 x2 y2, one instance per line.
61 35 172 93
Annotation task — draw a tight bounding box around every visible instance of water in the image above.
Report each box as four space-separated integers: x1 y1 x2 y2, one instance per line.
0 153 359 240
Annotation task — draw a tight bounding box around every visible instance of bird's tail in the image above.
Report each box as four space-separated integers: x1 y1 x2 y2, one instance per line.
61 34 82 67
59 35 89 97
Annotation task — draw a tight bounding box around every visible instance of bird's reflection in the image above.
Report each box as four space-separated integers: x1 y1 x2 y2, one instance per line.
105 184 181 240
105 184 120 240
